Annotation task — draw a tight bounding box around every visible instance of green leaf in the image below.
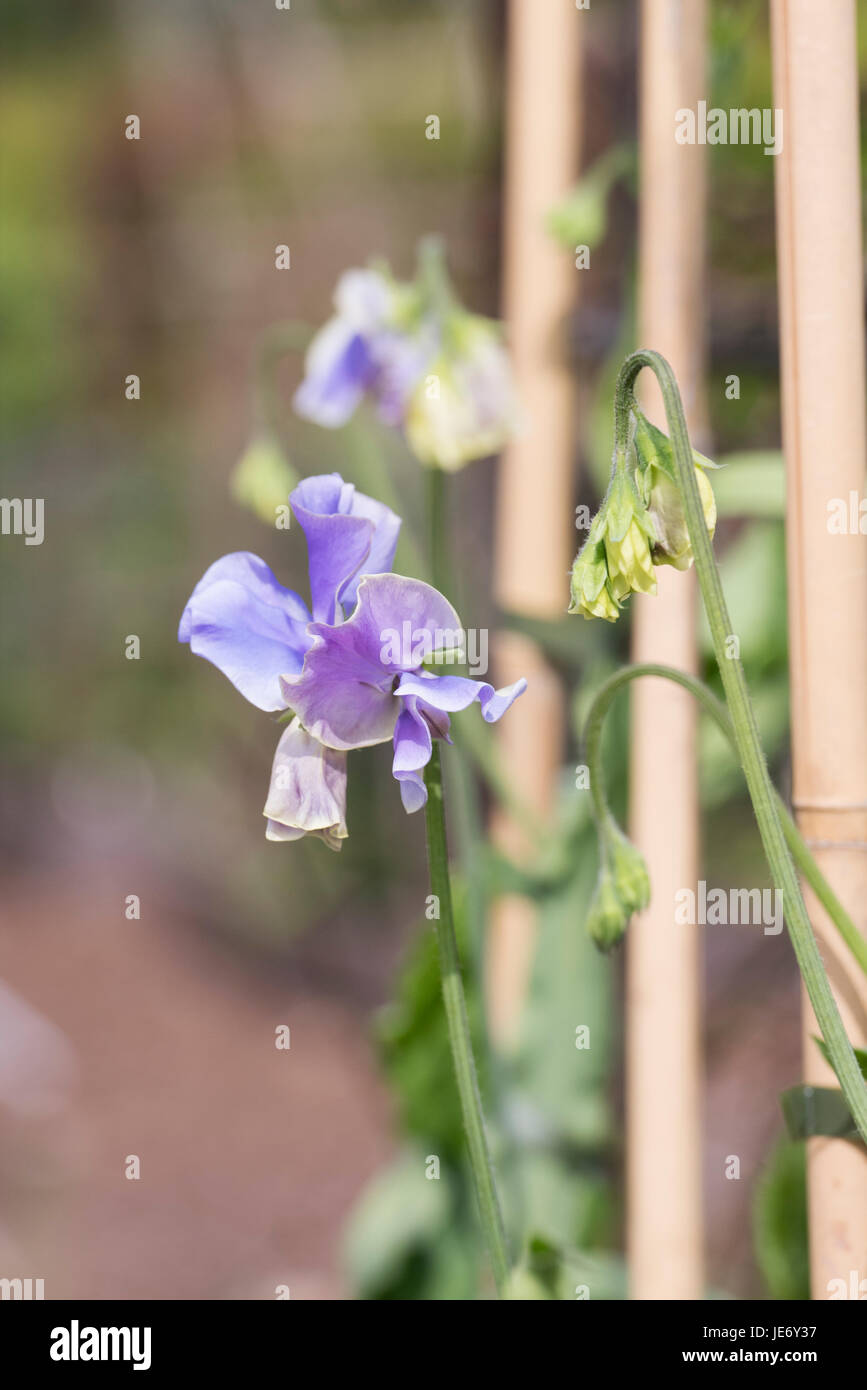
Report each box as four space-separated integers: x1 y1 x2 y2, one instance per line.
781 1084 860 1141
375 882 487 1160
814 1035 867 1083
752 1139 809 1300
342 1148 478 1300
506 1235 628 1300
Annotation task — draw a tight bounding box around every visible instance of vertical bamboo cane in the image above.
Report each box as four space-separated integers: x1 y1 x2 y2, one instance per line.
626 0 707 1300
489 0 581 1048
770 0 867 1300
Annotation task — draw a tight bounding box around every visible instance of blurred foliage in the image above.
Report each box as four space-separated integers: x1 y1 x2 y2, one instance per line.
752 1140 809 1300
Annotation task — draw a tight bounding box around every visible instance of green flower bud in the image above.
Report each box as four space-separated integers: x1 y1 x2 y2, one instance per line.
568 468 657 621
230 434 297 526
632 412 718 570
568 533 620 622
603 471 658 600
585 868 629 952
605 821 651 917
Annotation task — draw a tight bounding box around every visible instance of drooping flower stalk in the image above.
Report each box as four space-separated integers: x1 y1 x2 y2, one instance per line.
582 662 867 980
595 350 867 1144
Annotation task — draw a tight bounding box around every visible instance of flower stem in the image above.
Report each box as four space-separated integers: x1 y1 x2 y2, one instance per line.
611 352 867 1144
423 742 510 1296
584 663 867 978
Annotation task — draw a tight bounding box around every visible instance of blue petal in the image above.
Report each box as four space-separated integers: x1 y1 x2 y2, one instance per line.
394 670 528 721
293 321 377 429
290 473 401 624
392 698 433 813
179 552 312 712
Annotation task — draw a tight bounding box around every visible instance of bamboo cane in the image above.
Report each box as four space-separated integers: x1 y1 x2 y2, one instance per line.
626 0 707 1300
489 0 581 1048
770 0 867 1301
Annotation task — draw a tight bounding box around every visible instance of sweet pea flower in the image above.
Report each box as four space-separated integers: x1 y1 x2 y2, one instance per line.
179 473 526 847
294 246 520 471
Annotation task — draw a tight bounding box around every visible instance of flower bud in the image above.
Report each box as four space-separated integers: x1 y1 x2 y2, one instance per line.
585 868 629 952
230 434 297 526
568 533 620 622
605 821 650 917
602 471 657 601
568 468 656 621
632 412 718 570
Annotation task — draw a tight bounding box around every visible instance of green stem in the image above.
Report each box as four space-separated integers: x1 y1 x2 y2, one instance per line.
611 351 867 1144
423 743 510 1296
584 663 867 978
425 465 447 592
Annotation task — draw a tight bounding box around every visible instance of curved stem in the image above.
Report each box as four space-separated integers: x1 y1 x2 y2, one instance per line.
423 743 510 1296
584 663 867 978
611 351 867 1144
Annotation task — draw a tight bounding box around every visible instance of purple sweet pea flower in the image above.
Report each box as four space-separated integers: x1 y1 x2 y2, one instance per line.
179 473 526 846
292 251 521 473
280 573 526 813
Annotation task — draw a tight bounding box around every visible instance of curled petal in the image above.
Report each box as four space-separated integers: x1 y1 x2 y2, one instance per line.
290 473 400 623
178 552 311 711
392 697 438 813
263 717 348 851
395 669 527 722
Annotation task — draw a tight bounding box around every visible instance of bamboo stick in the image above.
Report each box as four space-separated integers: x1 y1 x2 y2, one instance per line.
626 0 707 1301
489 0 581 1048
770 0 867 1300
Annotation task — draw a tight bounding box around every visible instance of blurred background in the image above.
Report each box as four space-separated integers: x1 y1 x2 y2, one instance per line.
1 0 865 1299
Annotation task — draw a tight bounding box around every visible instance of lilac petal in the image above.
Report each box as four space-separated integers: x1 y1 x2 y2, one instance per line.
333 268 393 331
290 473 401 623
396 770 427 814
370 329 433 428
293 320 377 429
263 717 348 850
395 670 528 721
392 698 432 813
280 574 461 750
179 553 312 712
359 574 464 674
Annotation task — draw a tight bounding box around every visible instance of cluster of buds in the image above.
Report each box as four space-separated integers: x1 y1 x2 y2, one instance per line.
585 815 651 952
569 410 719 621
